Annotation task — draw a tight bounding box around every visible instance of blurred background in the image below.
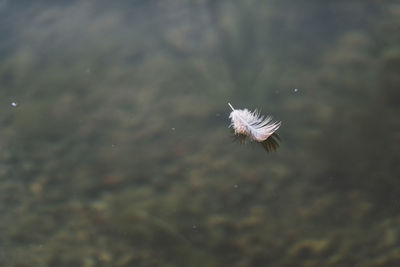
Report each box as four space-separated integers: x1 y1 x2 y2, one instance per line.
0 0 399 266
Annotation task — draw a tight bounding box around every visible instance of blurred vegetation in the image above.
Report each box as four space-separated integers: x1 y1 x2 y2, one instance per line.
0 0 399 266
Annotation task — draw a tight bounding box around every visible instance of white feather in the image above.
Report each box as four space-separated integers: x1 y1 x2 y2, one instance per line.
228 103 281 142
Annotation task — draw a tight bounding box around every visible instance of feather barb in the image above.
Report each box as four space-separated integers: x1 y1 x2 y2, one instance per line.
228 103 281 142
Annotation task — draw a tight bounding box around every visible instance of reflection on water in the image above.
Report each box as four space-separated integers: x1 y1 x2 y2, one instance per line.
232 132 281 153
0 0 399 266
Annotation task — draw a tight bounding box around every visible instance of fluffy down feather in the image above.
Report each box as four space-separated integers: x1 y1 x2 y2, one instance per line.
228 103 281 142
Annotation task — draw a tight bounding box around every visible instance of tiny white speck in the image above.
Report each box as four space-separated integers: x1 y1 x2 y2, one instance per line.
233 184 238 188
171 127 175 131
192 225 197 229
294 88 298 92
11 102 17 107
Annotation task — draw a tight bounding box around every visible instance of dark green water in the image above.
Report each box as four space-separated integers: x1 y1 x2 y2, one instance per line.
0 1 399 266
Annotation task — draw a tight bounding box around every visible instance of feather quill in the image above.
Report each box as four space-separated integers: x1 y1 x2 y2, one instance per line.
228 103 281 142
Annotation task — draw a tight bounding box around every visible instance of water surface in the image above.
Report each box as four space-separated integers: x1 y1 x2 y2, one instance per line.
0 1 399 266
